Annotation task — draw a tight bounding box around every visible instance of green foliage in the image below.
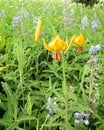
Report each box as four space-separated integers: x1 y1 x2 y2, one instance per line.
0 0 104 130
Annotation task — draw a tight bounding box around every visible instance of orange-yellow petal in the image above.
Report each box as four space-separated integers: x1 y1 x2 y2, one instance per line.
62 37 68 50
35 20 42 41
43 36 68 51
53 36 64 51
72 34 86 47
79 34 86 46
42 38 50 51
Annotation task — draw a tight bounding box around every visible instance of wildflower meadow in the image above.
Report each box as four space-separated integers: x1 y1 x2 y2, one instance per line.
0 0 104 130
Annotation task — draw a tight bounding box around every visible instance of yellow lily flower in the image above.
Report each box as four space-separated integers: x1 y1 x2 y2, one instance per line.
35 20 42 41
72 34 86 47
42 36 68 52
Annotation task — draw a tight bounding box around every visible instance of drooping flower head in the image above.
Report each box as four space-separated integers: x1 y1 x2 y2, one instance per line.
42 36 68 60
42 35 68 52
71 34 86 52
35 19 42 41
72 34 86 47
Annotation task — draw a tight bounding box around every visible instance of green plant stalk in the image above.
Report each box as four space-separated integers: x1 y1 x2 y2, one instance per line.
62 53 68 129
16 42 25 128
39 118 47 130
89 63 94 98
78 65 87 104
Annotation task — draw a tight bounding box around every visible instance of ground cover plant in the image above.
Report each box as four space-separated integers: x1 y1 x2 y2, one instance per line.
0 0 104 130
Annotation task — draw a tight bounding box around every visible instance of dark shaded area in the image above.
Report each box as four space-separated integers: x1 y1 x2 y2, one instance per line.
74 0 99 6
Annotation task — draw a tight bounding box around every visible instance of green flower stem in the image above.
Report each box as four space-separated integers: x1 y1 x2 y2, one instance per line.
62 52 68 129
89 63 94 98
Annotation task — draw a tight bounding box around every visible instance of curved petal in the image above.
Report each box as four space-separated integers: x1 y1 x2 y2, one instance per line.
48 39 57 51
79 34 86 46
42 38 50 51
62 37 68 50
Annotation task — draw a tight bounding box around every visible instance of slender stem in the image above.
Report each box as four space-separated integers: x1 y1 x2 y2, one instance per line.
62 53 68 129
40 118 47 130
89 63 94 98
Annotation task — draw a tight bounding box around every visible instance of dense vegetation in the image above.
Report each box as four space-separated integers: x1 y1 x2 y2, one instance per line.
0 0 104 130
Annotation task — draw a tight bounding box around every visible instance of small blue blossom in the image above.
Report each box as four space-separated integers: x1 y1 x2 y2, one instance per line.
46 105 50 110
80 119 85 124
89 46 95 54
12 16 21 28
34 18 40 24
79 112 85 118
89 45 101 54
91 21 98 31
93 55 98 63
19 10 30 19
47 97 52 103
84 113 90 118
46 113 51 119
62 10 67 20
46 97 58 119
74 119 80 125
74 112 90 126
74 112 80 118
84 120 90 125
70 9 75 27
95 44 101 51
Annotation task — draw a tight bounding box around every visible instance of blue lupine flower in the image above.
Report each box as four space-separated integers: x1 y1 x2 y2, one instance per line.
34 18 40 24
74 112 90 126
19 10 30 19
79 112 85 118
53 102 58 107
89 46 95 54
47 97 52 103
74 119 80 125
81 16 88 30
84 113 90 118
84 120 90 125
46 105 50 110
93 55 98 62
46 97 58 119
62 10 66 20
89 45 101 54
70 9 75 27
12 16 21 28
80 119 85 124
46 113 51 119
74 112 80 118
95 44 101 51
91 21 98 31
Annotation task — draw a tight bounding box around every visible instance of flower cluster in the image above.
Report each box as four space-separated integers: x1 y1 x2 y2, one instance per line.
81 16 88 30
89 44 101 55
12 16 21 28
12 10 30 28
46 97 58 119
88 44 101 63
91 13 98 32
74 112 90 126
